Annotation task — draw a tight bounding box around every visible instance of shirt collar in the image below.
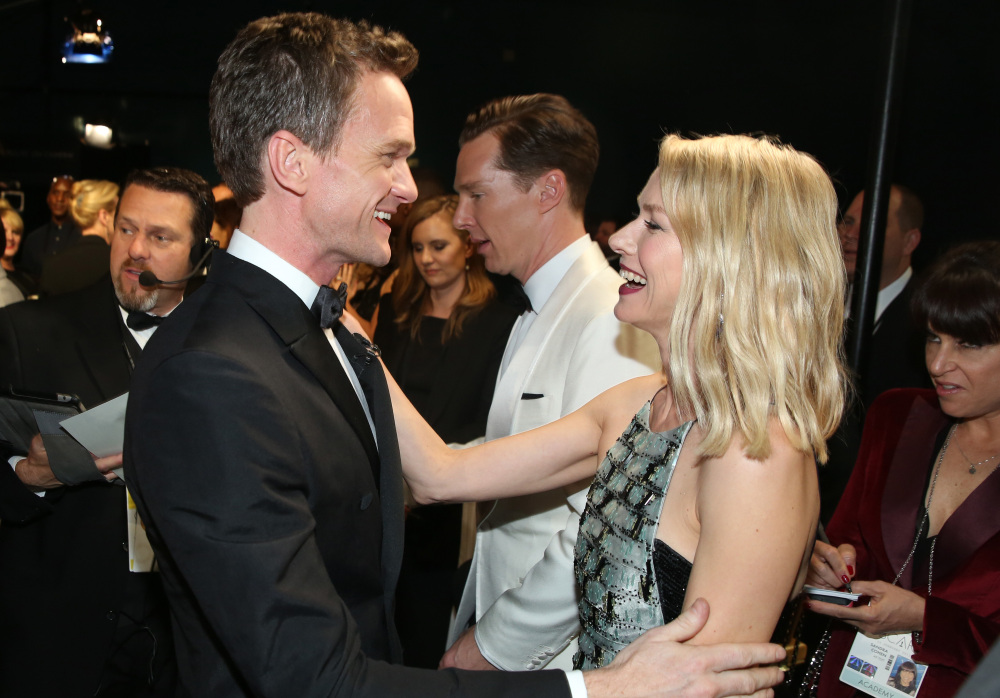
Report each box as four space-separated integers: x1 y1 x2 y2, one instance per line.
521 236 591 313
875 266 912 322
226 229 321 308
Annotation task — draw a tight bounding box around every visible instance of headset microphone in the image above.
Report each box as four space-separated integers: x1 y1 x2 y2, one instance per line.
137 242 218 288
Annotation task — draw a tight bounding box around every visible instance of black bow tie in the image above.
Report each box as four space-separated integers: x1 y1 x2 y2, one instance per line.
510 283 533 314
312 283 349 329
125 310 164 331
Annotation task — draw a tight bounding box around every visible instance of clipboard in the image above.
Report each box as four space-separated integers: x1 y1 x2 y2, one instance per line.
0 388 104 485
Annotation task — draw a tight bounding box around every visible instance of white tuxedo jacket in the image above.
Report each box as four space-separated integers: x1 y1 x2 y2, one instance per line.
451 241 660 670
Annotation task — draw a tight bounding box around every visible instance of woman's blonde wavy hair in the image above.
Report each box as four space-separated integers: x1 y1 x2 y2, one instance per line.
70 179 119 230
658 134 847 463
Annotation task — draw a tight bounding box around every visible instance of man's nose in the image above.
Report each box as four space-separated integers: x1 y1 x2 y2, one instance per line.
453 200 473 231
129 235 150 260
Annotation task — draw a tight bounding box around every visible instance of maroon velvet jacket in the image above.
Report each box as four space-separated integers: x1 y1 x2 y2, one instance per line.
818 389 1000 697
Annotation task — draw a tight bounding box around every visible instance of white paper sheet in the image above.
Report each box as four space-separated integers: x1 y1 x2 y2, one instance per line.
59 392 129 479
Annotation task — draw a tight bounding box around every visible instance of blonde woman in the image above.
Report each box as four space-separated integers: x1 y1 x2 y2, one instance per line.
1 202 30 300
41 179 119 296
383 133 847 666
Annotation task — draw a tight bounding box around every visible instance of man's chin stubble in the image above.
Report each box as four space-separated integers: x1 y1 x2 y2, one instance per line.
114 275 158 313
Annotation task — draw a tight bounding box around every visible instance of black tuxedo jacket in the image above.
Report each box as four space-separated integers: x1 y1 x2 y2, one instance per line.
0 278 141 696
864 279 928 406
820 279 929 522
124 252 568 697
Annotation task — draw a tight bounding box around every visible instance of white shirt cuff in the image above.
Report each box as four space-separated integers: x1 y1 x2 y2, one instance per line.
9 456 46 497
564 669 589 698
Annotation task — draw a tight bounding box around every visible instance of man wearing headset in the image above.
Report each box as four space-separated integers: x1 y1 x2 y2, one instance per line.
0 166 214 698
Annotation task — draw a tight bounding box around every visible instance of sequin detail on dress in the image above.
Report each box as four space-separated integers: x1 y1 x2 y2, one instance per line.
573 401 694 669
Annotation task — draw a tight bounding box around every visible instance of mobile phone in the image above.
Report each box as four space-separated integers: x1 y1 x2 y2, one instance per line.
804 585 861 606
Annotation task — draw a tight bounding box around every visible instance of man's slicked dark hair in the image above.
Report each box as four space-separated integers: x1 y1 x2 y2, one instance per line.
121 167 215 265
210 13 419 208
458 94 599 212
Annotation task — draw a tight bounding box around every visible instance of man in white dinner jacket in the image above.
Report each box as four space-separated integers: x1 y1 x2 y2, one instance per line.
443 93 661 671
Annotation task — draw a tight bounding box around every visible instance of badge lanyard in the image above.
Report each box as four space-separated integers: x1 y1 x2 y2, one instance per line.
837 425 956 698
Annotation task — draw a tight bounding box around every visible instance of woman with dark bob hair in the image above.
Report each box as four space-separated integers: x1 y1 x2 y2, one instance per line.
806 241 1000 696
373 194 518 668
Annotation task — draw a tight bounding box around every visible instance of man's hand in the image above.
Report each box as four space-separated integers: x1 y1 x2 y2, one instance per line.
584 599 785 698
438 626 497 670
14 434 63 489
14 434 121 489
94 452 123 481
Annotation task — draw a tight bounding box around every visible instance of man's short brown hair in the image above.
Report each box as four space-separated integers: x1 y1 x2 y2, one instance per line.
210 13 418 207
892 183 924 233
459 94 599 212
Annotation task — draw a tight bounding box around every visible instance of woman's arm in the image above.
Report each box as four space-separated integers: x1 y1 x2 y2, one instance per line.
681 421 819 644
387 365 661 504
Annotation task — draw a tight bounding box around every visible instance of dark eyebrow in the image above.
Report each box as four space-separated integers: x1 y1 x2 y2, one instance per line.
118 215 179 237
454 179 480 192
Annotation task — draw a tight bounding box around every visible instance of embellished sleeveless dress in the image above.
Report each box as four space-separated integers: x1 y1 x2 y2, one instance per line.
573 400 695 669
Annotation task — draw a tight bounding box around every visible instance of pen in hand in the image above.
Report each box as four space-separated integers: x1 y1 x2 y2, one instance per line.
817 522 852 593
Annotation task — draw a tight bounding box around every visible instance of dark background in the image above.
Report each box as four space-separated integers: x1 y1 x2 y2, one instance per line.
2 0 997 266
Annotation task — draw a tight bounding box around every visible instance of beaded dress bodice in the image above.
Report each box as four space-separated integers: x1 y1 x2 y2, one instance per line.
573 401 694 669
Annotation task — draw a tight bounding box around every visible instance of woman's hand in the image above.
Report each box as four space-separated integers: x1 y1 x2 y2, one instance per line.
333 263 358 295
339 310 370 341
806 540 857 590
808 580 925 638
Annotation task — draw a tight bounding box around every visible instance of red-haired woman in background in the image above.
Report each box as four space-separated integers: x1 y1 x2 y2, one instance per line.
374 194 517 668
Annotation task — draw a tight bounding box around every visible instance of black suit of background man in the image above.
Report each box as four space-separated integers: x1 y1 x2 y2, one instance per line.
0 278 174 697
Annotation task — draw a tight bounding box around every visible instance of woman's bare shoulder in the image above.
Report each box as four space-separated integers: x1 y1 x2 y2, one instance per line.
589 374 667 418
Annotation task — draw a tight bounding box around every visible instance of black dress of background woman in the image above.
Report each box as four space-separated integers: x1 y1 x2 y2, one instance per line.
372 195 517 668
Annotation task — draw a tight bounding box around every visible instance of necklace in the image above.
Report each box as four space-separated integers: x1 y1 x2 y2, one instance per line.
954 431 1000 474
892 425 953 593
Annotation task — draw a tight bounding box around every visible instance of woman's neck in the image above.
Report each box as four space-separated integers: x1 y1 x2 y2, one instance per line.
82 223 109 243
424 276 466 319
1 257 13 272
955 414 1000 455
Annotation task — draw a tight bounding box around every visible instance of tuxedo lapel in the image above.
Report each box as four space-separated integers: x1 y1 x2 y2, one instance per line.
488 242 608 440
504 244 608 389
334 326 404 657
368 357 404 633
289 330 380 467
73 283 133 403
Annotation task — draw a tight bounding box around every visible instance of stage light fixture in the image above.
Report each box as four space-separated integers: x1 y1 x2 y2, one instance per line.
61 7 114 64
83 123 114 148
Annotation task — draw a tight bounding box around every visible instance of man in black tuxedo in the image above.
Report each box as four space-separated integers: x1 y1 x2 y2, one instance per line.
838 184 927 404
821 183 928 521
0 166 215 697
123 13 785 698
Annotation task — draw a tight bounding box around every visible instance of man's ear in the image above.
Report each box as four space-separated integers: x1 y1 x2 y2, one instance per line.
902 227 921 257
266 130 311 196
537 170 567 214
